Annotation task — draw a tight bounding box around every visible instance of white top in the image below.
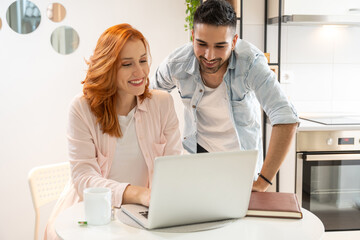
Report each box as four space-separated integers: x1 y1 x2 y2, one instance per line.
55 202 325 240
197 81 240 152
108 107 148 187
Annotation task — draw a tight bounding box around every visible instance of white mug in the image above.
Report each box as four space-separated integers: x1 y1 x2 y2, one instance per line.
83 187 112 225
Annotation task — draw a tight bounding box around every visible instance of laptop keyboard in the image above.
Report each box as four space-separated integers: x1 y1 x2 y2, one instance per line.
139 211 149 219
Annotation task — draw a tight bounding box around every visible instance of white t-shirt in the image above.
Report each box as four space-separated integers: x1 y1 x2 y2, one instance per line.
197 81 240 152
108 107 148 187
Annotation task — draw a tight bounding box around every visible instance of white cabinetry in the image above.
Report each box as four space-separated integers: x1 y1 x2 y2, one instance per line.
268 0 360 19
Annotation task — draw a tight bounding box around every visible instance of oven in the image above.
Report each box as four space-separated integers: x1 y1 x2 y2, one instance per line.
296 127 360 231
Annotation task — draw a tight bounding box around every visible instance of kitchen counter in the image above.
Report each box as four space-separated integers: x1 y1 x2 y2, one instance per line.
298 117 360 131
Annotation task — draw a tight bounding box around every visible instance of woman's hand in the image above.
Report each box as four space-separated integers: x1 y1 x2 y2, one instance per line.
123 185 151 207
137 186 151 206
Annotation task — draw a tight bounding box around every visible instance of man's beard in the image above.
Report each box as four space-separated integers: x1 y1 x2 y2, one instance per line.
198 56 226 74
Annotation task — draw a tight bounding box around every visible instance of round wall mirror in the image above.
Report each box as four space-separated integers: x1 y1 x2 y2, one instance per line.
50 26 80 55
6 0 41 34
47 3 66 22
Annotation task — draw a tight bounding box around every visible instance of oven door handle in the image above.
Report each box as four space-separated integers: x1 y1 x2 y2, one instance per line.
301 153 360 161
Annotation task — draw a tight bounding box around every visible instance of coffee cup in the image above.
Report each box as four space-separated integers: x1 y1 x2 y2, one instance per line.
83 187 112 225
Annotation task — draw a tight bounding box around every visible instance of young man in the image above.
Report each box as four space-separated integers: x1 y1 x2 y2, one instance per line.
151 0 299 192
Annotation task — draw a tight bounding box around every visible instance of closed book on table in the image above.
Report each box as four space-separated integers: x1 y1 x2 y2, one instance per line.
246 192 303 219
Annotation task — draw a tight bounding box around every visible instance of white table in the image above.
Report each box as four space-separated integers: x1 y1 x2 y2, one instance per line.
55 202 324 240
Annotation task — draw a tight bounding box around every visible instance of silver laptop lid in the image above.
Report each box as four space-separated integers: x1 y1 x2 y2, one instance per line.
147 150 258 229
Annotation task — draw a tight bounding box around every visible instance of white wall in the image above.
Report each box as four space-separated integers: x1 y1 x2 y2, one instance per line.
280 25 360 114
267 21 360 115
242 0 264 51
0 0 187 239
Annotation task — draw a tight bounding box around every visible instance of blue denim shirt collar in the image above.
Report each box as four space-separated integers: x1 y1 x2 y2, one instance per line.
184 51 200 76
228 51 236 70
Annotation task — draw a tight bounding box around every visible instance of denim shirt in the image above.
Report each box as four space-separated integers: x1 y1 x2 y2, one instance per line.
151 39 299 173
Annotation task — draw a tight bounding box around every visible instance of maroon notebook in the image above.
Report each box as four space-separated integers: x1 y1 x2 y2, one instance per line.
246 192 303 219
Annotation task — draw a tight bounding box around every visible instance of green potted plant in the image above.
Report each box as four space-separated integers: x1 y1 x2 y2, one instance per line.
184 0 201 41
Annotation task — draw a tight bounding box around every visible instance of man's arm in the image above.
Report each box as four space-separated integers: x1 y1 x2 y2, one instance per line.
244 51 299 191
252 123 297 192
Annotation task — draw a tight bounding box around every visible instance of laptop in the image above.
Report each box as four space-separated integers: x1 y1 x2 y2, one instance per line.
121 150 258 229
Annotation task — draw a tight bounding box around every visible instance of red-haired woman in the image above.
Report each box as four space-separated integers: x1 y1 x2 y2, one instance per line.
44 24 184 239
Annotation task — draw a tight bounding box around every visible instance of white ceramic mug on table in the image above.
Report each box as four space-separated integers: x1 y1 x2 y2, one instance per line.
83 187 112 225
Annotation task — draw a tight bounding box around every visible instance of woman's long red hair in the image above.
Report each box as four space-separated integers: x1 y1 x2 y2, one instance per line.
82 24 151 138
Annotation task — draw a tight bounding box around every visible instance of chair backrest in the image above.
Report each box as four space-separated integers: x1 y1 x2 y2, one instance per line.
28 162 70 240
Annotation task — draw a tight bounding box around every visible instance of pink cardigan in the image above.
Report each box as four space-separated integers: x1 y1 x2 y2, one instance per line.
45 90 184 239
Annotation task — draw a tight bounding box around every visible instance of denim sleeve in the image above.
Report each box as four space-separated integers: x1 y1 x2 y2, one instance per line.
150 58 177 92
246 54 299 125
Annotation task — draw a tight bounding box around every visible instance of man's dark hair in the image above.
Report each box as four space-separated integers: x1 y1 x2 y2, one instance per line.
193 0 236 31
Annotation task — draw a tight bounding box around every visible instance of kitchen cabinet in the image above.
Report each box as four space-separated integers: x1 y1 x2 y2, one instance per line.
268 0 360 18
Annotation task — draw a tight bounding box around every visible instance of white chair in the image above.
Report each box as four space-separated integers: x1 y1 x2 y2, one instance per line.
28 162 70 240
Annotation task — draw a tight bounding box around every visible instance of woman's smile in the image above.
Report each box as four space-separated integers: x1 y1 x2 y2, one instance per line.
128 78 144 86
